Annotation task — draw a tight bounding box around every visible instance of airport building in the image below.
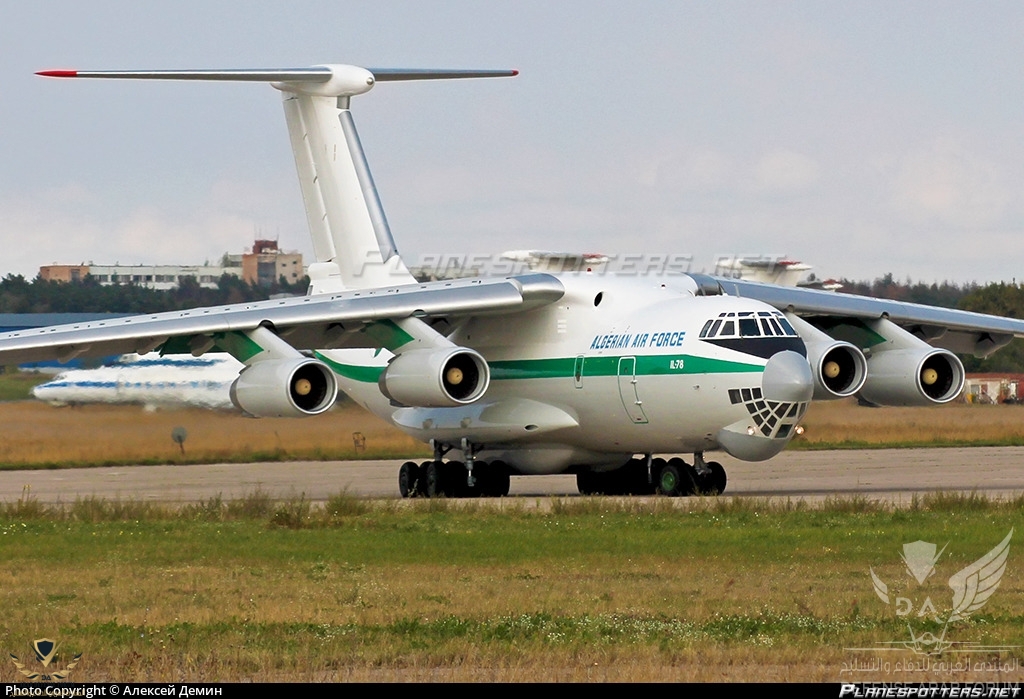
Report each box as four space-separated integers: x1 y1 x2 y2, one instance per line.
39 240 304 290
963 373 1024 404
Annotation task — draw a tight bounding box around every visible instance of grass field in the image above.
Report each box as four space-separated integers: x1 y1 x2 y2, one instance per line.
0 401 429 469
796 399 1024 449
0 493 1021 682
0 392 1022 469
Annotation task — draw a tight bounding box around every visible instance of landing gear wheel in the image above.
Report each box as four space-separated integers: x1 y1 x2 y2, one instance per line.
707 461 727 495
417 462 433 497
445 461 471 497
488 460 511 497
425 461 445 498
398 461 420 498
576 470 595 495
667 457 696 496
657 464 680 496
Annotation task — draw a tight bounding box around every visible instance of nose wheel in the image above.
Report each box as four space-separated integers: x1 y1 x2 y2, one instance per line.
692 452 727 495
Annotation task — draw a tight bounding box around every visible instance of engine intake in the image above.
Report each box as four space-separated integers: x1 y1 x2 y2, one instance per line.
381 347 490 407
859 348 965 406
230 357 338 417
807 341 867 400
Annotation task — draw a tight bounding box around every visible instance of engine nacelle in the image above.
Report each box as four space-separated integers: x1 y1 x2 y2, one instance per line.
859 348 965 406
380 347 490 407
230 358 338 417
806 341 868 400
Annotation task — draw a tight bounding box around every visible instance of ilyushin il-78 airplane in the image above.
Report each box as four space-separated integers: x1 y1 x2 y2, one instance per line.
11 64 1024 498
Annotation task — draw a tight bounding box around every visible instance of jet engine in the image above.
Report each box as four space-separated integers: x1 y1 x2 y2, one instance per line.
230 357 338 417
783 313 867 400
380 347 490 407
859 348 965 406
806 341 867 400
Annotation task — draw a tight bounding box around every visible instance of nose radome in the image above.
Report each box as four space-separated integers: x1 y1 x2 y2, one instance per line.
762 350 814 403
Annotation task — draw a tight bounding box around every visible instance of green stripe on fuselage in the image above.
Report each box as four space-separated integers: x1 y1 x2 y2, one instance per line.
490 354 762 380
317 352 763 385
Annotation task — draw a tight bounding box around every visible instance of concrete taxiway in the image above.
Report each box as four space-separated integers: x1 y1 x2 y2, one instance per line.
0 447 1021 504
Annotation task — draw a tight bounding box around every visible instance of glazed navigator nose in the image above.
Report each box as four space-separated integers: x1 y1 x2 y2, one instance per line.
762 350 814 403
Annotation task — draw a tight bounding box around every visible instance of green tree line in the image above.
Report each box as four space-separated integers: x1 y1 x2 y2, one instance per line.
0 273 309 314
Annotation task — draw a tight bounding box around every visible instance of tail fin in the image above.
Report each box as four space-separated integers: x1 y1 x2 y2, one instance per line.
37 65 518 291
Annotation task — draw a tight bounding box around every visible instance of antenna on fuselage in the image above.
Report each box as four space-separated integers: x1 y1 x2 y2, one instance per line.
37 65 518 291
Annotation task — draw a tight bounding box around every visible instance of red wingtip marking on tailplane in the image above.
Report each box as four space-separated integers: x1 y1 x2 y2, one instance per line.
36 70 79 78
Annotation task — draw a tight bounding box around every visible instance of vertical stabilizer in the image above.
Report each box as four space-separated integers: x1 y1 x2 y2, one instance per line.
283 93 413 290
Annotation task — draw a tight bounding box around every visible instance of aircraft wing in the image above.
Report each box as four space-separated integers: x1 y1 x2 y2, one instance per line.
0 273 564 366
718 278 1024 356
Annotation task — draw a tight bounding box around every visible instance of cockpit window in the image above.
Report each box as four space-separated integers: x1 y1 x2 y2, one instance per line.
739 318 760 337
700 310 800 339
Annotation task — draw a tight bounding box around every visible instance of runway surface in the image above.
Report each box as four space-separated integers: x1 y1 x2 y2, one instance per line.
1 447 1022 504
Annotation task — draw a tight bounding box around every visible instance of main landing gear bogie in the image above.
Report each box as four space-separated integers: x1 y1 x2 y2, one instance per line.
398 459 512 499
578 453 728 497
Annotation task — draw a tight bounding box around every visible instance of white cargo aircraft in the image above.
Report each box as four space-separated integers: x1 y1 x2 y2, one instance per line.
32 354 240 410
11 65 1024 498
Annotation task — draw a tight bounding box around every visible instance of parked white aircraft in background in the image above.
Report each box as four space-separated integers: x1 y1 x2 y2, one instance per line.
714 257 815 288
9 64 1024 498
32 354 240 410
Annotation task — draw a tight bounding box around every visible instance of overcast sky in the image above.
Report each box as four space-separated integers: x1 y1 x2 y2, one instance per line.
4 2 1024 284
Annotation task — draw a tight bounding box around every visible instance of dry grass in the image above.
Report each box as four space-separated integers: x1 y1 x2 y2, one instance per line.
2 398 1024 469
796 399 1024 448
0 401 428 468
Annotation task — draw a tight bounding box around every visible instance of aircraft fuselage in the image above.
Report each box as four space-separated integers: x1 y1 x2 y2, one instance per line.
324 272 812 474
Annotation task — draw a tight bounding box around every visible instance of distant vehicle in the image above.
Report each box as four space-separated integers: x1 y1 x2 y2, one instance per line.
32 354 241 410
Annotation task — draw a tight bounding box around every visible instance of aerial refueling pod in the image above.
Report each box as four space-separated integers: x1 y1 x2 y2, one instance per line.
785 314 867 400
230 357 338 417
858 319 965 406
380 346 490 407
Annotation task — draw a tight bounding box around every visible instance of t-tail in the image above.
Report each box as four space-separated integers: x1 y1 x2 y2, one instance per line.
37 65 518 292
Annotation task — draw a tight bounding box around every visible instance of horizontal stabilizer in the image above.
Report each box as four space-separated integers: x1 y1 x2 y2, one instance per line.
370 69 518 81
36 68 335 82
36 66 517 85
